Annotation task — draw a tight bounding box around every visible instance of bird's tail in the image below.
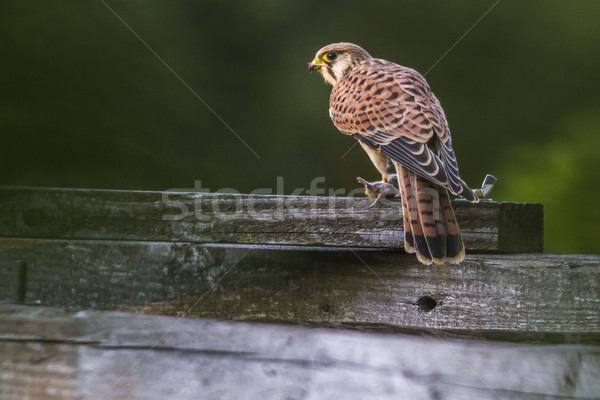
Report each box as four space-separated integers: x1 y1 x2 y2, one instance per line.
396 163 465 265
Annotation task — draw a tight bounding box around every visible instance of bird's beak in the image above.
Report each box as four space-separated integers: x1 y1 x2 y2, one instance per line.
308 57 323 71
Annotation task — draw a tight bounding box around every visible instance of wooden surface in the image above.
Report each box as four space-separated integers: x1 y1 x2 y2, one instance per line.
1 239 598 341
0 187 596 399
1 305 599 400
0 186 543 252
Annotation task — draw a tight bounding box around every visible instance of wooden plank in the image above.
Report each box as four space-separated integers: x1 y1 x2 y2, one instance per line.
0 186 543 252
1 305 599 400
1 238 597 339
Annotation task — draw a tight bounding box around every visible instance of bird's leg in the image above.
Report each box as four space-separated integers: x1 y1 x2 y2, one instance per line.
381 174 388 183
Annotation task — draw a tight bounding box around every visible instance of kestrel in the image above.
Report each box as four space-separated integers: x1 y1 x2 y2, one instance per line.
308 42 478 265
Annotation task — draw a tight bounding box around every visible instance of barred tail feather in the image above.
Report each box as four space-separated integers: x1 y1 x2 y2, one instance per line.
399 167 416 254
439 188 465 263
395 162 465 265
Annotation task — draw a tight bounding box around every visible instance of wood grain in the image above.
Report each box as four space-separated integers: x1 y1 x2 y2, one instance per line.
0 186 543 251
1 305 599 400
1 239 597 339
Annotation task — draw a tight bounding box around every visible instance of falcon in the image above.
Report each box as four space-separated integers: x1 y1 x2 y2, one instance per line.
308 42 478 265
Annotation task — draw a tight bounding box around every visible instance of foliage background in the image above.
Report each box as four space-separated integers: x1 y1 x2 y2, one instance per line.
1 0 599 254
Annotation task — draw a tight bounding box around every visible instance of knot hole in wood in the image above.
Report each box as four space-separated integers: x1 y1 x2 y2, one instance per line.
417 295 437 312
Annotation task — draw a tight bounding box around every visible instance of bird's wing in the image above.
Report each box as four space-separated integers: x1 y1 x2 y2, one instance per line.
329 59 464 195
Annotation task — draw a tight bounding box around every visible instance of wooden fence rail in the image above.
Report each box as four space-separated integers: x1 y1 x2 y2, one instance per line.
1 240 599 342
1 305 599 400
0 186 543 251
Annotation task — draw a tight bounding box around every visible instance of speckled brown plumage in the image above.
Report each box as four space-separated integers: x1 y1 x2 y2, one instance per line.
309 42 478 265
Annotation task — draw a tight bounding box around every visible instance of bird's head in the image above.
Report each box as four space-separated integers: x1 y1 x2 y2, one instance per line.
308 42 371 86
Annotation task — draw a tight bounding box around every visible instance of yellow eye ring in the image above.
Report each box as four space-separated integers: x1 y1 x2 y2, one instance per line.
323 52 337 62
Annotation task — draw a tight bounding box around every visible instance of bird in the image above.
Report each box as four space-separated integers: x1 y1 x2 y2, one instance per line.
308 42 478 265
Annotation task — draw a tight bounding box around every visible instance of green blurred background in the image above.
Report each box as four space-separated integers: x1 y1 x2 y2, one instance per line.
1 1 599 254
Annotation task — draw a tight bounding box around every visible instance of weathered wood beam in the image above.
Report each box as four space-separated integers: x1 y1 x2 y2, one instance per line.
0 186 543 252
1 305 599 400
1 239 597 339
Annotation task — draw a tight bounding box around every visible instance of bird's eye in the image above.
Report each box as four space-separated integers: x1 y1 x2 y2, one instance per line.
324 52 337 62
